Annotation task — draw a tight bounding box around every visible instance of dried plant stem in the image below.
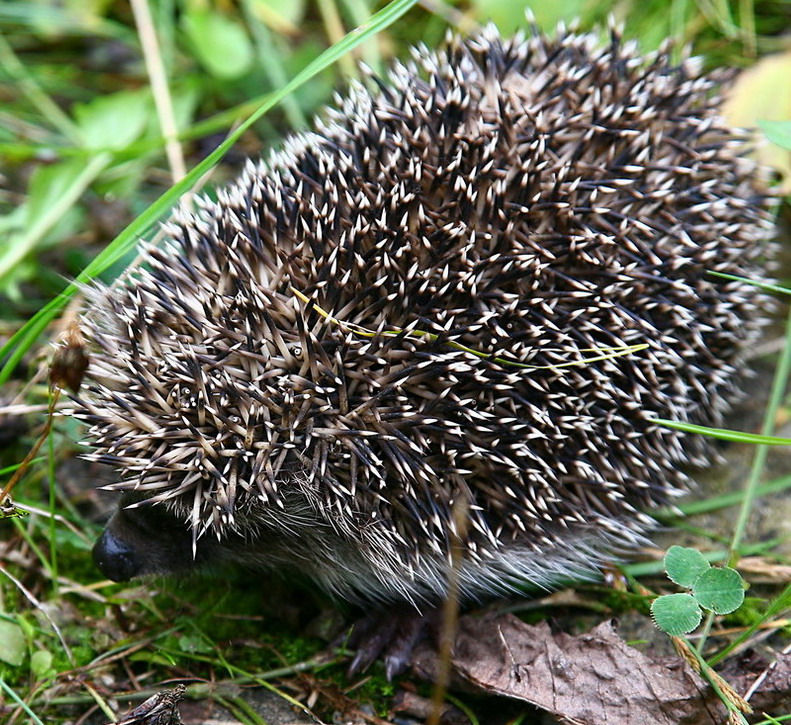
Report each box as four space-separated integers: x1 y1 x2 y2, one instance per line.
130 0 187 183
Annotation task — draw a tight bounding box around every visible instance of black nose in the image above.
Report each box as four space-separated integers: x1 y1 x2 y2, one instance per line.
93 528 140 581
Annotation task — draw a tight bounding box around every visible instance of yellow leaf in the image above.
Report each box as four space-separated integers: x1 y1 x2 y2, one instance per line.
722 50 791 193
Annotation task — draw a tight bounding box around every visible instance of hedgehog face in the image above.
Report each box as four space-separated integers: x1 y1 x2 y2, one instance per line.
92 492 282 582
93 493 197 581
73 26 774 604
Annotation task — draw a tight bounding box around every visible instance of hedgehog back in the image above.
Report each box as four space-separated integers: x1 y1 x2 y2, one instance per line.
76 27 773 603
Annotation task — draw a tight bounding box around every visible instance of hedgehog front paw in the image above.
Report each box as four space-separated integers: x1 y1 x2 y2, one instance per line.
346 605 439 681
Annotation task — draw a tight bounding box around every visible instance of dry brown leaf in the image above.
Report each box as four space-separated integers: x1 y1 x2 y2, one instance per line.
448 615 724 725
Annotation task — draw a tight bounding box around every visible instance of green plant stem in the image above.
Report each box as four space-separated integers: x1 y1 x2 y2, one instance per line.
730 304 791 558
739 0 756 56
130 0 186 182
656 472 791 518
0 458 45 476
213 695 267 725
47 409 57 590
683 640 749 724
708 581 791 667
84 683 117 722
669 0 689 63
624 539 776 578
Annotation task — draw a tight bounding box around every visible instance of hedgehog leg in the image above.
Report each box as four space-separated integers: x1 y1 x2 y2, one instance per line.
347 605 439 680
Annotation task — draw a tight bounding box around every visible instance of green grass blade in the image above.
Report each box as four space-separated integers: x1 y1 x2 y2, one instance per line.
657 472 791 518
709 271 791 296
653 418 791 445
0 678 47 725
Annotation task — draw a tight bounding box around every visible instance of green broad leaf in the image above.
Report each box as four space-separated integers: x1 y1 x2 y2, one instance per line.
30 649 54 678
650 593 702 636
73 89 151 150
664 546 711 588
177 634 213 654
24 159 87 227
653 419 791 446
0 619 26 666
182 8 254 79
692 567 746 615
760 120 791 151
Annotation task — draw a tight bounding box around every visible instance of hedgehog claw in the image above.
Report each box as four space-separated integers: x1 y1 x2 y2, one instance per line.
347 606 436 680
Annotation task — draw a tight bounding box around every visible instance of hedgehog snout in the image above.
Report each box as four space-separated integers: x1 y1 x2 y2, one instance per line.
93 526 140 582
92 498 198 581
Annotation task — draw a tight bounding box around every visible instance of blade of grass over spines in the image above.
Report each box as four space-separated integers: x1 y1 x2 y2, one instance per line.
0 0 420 385
652 419 791 446
709 271 791 296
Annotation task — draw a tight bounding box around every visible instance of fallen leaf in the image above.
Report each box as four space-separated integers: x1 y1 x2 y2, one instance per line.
722 51 791 193
446 614 724 725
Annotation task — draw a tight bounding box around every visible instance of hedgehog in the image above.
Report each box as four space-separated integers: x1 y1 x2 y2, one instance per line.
71 24 773 671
